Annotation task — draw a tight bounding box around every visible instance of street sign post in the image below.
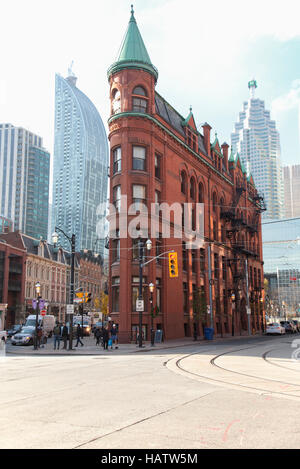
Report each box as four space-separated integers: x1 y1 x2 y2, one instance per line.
66 304 74 315
136 299 144 312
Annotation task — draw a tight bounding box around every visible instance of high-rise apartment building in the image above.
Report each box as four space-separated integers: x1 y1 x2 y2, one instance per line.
231 81 284 220
283 165 300 218
0 124 50 239
52 69 109 255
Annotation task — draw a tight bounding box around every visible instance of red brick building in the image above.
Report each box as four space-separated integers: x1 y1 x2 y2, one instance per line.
107 8 265 342
0 235 26 327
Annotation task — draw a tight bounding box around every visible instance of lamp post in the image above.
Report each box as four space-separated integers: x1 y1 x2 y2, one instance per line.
34 281 41 350
231 291 235 336
138 237 152 348
52 228 76 351
149 282 155 346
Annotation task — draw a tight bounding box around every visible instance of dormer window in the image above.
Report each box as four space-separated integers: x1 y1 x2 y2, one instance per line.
132 86 148 113
112 89 121 114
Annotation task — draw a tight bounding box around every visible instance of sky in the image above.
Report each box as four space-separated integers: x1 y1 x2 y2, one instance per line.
1 0 300 172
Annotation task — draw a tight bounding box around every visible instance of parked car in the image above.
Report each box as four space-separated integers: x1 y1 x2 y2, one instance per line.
280 321 297 334
266 323 286 335
11 327 35 346
7 324 22 338
291 320 300 332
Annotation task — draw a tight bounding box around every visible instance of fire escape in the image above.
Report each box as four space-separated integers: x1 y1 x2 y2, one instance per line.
220 182 266 331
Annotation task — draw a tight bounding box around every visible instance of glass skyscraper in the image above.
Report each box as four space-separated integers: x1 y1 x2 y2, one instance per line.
263 218 300 316
52 70 109 255
231 81 284 220
0 123 50 239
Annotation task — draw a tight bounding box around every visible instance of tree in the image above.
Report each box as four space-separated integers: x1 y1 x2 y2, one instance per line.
193 288 207 323
100 291 108 320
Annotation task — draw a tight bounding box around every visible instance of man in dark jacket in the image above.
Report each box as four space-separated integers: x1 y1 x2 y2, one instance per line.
61 323 68 349
75 324 84 347
95 327 102 346
102 327 109 350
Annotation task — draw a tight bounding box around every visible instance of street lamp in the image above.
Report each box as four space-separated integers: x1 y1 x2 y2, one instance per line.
138 238 152 348
34 281 41 350
52 227 76 351
149 282 155 347
231 291 236 336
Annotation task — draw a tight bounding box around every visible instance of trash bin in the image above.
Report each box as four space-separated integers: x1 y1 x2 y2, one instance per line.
204 327 214 340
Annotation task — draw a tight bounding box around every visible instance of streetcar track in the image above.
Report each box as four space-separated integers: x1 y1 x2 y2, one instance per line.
172 342 300 397
72 391 216 449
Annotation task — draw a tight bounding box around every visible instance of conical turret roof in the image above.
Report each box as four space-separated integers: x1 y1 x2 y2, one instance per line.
107 6 158 82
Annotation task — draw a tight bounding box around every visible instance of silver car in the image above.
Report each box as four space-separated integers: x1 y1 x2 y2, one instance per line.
11 327 35 346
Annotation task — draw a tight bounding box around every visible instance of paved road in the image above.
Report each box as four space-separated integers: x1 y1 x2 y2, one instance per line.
1 334 300 449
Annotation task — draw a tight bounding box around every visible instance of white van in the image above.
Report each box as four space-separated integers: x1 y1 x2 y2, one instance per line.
25 314 55 337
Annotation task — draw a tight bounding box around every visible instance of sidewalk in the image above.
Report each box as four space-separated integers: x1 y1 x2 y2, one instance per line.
5 332 265 356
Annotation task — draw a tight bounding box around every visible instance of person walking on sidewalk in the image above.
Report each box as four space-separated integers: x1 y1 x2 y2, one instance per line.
61 323 68 349
53 323 61 350
110 323 118 349
95 327 101 346
102 326 109 350
75 324 84 347
36 326 43 349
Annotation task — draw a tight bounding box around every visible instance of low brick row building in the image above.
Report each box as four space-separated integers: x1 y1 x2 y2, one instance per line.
0 231 104 326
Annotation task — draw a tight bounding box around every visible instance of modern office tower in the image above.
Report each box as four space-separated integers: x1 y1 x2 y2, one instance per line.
52 68 109 255
0 124 50 239
263 218 300 316
283 165 300 218
231 81 284 220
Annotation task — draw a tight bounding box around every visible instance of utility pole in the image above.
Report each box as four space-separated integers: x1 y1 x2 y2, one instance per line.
208 244 213 329
245 258 251 335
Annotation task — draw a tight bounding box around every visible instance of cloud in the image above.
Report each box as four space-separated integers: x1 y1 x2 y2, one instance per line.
272 80 300 114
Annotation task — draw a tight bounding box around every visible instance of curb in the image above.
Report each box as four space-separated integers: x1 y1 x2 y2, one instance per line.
5 333 268 357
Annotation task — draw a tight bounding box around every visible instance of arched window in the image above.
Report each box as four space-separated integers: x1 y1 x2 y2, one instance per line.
133 86 147 96
181 171 187 194
132 86 148 113
212 192 218 213
112 88 121 114
190 178 196 200
198 183 204 203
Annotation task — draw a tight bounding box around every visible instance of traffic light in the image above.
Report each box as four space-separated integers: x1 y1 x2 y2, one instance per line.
86 292 92 303
75 292 84 303
168 252 178 278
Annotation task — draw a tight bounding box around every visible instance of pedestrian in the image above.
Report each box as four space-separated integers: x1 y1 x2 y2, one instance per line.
53 323 61 350
95 327 101 346
36 325 43 348
61 323 68 349
41 328 47 348
102 326 109 350
75 324 84 347
110 323 119 349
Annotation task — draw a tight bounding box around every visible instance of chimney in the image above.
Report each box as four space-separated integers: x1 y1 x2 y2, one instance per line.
202 123 212 157
221 142 229 172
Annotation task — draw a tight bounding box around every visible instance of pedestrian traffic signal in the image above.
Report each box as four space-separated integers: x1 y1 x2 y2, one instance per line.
168 252 178 278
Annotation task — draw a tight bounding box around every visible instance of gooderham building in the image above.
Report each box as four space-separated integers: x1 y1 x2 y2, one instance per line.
107 7 265 343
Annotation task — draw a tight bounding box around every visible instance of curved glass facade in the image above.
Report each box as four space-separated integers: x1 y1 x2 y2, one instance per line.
52 74 108 255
